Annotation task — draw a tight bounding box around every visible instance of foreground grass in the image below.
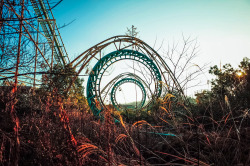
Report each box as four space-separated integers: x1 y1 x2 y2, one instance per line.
0 90 249 165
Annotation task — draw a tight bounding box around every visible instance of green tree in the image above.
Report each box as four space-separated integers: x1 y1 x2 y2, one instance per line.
209 57 250 109
194 57 250 122
40 64 86 109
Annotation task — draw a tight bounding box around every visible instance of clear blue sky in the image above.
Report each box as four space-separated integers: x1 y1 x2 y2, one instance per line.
53 0 250 65
52 0 250 95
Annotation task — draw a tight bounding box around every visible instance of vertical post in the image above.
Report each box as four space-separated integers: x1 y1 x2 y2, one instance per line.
13 0 24 92
33 21 39 88
11 0 24 165
0 0 3 32
51 20 55 71
0 0 4 55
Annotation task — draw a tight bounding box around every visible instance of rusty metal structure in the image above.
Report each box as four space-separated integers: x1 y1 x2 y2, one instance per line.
68 35 184 116
0 1 184 116
0 2 203 166
0 0 69 87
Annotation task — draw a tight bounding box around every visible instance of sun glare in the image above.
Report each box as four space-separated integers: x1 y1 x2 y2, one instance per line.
236 71 243 77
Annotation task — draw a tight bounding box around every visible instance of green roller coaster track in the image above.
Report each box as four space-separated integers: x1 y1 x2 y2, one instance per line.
110 78 146 110
87 49 162 116
100 72 153 105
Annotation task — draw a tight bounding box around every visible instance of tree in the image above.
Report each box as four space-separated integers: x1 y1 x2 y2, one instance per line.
194 57 250 122
125 25 139 37
40 64 86 109
209 57 250 110
162 35 208 95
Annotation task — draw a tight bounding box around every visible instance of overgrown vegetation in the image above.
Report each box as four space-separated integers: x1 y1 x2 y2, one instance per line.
0 58 249 165
39 64 87 110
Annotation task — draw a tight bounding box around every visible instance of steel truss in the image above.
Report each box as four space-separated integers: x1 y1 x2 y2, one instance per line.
86 50 162 115
69 36 185 116
110 78 146 110
0 0 69 87
0 1 184 116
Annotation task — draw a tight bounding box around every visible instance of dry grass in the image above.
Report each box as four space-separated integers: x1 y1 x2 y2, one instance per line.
0 88 249 165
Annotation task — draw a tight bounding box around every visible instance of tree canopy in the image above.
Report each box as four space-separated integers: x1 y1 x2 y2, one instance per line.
40 64 86 109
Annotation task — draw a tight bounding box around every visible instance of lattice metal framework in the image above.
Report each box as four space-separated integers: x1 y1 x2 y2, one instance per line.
0 0 69 86
86 50 162 115
30 0 69 65
69 36 185 116
110 78 146 110
100 72 153 105
0 0 184 115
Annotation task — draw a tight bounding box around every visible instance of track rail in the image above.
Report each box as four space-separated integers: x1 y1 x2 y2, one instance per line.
69 36 185 116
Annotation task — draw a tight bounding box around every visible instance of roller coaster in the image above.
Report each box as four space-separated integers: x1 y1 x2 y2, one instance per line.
0 1 184 116
69 35 184 116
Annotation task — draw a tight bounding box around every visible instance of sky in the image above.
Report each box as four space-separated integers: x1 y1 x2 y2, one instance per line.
52 0 250 96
